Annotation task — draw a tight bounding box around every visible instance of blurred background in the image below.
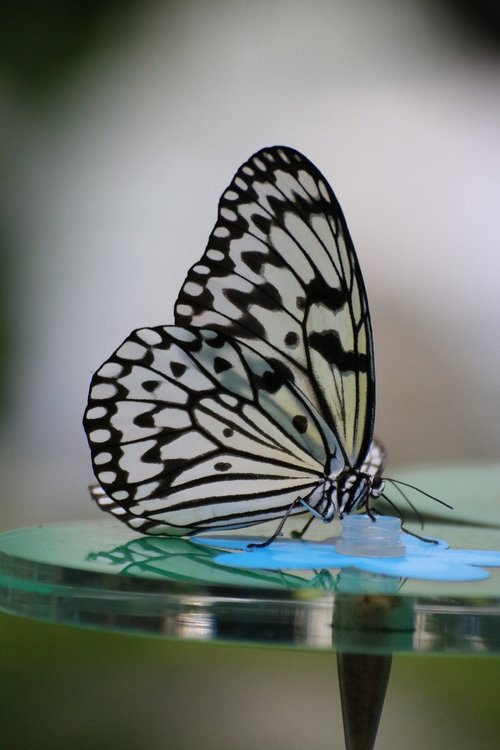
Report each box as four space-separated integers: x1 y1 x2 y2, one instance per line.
0 2 499 749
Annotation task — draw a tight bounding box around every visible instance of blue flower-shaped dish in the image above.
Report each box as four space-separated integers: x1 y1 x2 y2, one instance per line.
195 523 500 582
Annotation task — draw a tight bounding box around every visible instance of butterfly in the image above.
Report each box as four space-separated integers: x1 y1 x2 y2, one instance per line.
83 146 389 543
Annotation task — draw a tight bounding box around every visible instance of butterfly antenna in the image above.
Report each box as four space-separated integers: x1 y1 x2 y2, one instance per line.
380 492 438 544
379 492 405 524
384 478 453 510
384 479 424 529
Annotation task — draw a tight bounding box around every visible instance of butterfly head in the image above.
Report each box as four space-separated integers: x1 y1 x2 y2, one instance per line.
335 469 385 517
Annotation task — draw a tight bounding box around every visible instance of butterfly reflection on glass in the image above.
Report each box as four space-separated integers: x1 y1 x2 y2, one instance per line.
84 146 419 545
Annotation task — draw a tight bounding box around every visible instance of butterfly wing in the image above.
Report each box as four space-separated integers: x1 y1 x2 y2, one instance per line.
175 146 375 468
83 325 342 534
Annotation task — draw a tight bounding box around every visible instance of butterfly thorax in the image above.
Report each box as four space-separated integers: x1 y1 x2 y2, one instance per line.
304 468 385 524
335 468 385 516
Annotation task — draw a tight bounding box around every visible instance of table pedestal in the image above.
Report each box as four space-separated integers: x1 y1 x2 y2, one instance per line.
338 653 392 750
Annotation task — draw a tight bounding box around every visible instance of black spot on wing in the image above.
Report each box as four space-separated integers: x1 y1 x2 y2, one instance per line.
251 213 272 235
256 357 295 394
133 410 155 428
170 362 187 378
224 280 285 317
205 332 226 349
260 370 284 394
309 330 368 373
240 250 263 275
296 296 306 311
214 462 232 471
267 357 295 383
223 427 234 438
305 277 347 311
284 331 299 348
292 415 308 434
143 379 161 392
214 356 232 373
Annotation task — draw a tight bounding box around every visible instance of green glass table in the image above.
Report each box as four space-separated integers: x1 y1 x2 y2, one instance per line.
0 463 499 749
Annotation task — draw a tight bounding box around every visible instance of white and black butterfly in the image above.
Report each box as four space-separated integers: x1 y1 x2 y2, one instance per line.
84 146 390 542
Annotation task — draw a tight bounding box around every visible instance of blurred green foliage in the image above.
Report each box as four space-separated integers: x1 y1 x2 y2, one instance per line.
0 2 136 98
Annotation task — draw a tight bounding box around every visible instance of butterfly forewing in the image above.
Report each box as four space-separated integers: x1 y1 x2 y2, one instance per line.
84 325 343 534
175 146 375 465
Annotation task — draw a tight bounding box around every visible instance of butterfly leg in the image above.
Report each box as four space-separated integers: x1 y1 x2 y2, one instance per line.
290 514 315 540
247 497 303 549
365 505 377 521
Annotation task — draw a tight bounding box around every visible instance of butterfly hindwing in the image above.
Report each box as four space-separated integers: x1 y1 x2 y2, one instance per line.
84 325 344 534
175 146 375 466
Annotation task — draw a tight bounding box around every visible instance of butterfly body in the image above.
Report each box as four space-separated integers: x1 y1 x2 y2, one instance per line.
84 146 385 539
